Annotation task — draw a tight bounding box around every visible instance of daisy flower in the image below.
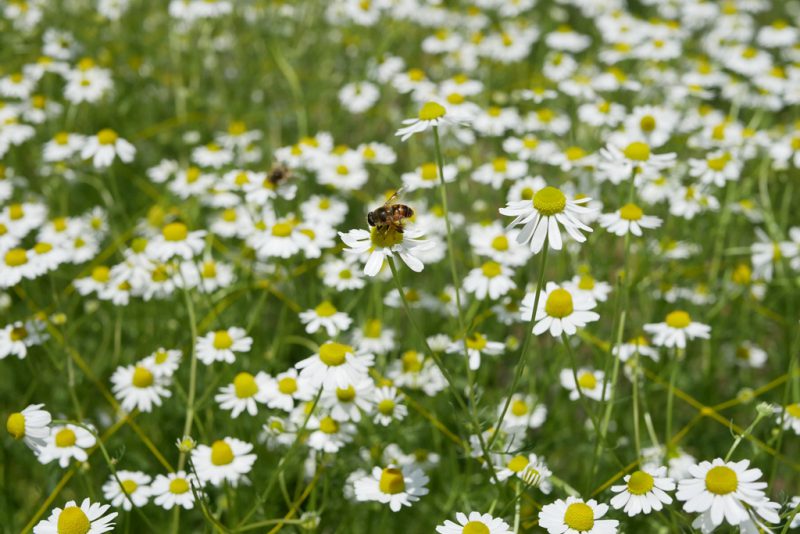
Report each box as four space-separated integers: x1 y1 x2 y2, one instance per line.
151 471 197 510
321 379 375 422
215 371 271 418
447 332 505 371
261 368 314 412
295 341 374 390
436 512 513 534
612 336 660 362
598 141 676 184
1 247 43 288
192 437 257 487
539 496 619 534
401 162 457 191
499 186 594 254
307 415 355 452
354 465 429 512
689 151 741 187
643 310 711 349
564 274 612 303
6 403 51 452
33 498 117 534
676 458 780 532
195 327 252 365
463 261 516 300
140 348 182 377
610 466 675 516
0 320 38 359
298 301 353 337
599 203 662 237
38 424 96 468
351 319 395 355
372 386 407 426
111 363 171 413
495 453 553 492
339 226 434 277
560 368 608 402
775 403 800 435
80 129 135 168
147 222 206 261
101 470 152 510
497 394 547 431
395 101 457 141
523 283 600 337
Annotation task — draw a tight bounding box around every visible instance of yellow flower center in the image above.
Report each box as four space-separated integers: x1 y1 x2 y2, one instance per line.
169 478 190 494
507 455 530 472
338 269 352 280
9 204 24 220
707 156 727 171
420 163 438 181
185 167 201 183
55 428 77 448
91 266 110 282
319 342 352 366
227 121 246 135
578 372 597 390
545 288 574 318
786 403 800 418
201 261 217 278
57 506 90 534
10 325 28 341
5 248 28 267
446 92 465 105
619 203 643 221
319 416 339 434
627 470 655 495
492 157 508 173
378 467 406 494
705 466 737 495
665 310 691 329
314 301 338 317
418 101 446 121
97 129 118 145
402 351 423 373
533 186 567 216
33 242 53 255
640 115 656 132
54 132 70 145
336 385 356 402
565 146 585 161
462 522 490 534
121 479 138 494
364 319 382 338
563 502 594 531
154 350 169 364
465 333 487 351
277 376 297 395
624 142 650 162
377 399 395 415
234 372 259 398
213 331 234 349
370 226 403 248
407 68 425 81
491 235 509 251
481 261 502 278
6 413 25 439
162 222 188 242
511 399 528 416
578 275 595 290
132 366 154 388
210 440 234 466
271 222 293 237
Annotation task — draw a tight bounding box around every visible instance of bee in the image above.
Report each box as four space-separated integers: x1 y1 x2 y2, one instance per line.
367 189 414 233
267 163 291 186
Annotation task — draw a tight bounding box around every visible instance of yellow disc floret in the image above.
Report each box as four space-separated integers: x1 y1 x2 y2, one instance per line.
378 467 406 494
545 288 574 318
705 465 737 495
533 186 567 216
564 502 594 532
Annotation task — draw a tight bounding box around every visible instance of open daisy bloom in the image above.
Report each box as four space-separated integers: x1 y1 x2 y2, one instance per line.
610 466 674 516
191 437 257 487
33 498 117 534
522 282 600 337
500 185 594 253
435 511 514 534
395 101 458 142
354 464 429 512
643 310 711 349
676 458 780 532
339 225 434 277
295 341 374 390
539 496 619 534
6 403 51 452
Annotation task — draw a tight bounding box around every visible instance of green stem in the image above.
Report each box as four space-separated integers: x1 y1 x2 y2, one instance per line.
177 287 199 471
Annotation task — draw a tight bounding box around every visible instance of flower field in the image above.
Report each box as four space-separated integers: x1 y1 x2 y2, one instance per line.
2 0 800 533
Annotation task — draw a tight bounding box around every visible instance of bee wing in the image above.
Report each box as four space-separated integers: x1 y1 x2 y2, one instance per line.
384 186 406 206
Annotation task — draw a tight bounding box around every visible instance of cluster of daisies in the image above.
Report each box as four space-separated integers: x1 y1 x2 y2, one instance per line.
3 0 800 532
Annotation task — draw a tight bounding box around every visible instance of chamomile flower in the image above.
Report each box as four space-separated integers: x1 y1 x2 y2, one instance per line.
372 386 407 426
299 301 353 337
307 415 355 452
262 368 314 412
151 471 197 510
386 350 447 396
598 141 676 184
101 470 152 510
560 368 608 402
500 186 594 254
436 512 513 534
599 203 663 237
497 394 547 431
351 319 395 355
196 327 252 365
731 342 768 368
354 465 429 512
1 247 44 288
539 497 619 534
610 467 675 516
447 332 505 371
81 129 135 168
463 261 516 300
321 257 365 291
38 424 96 468
395 101 456 141
676 458 780 532
495 452 553 492
0 320 38 359
6 403 51 452
613 336 660 362
192 437 257 487
339 226 434 276
295 341 374 390
523 283 600 337
565 274 612 303
215 372 270 418
321 379 374 422
33 498 117 534
643 310 711 349
689 151 742 187
111 363 171 413
147 222 207 261
775 403 800 435
471 157 528 189
401 162 457 191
